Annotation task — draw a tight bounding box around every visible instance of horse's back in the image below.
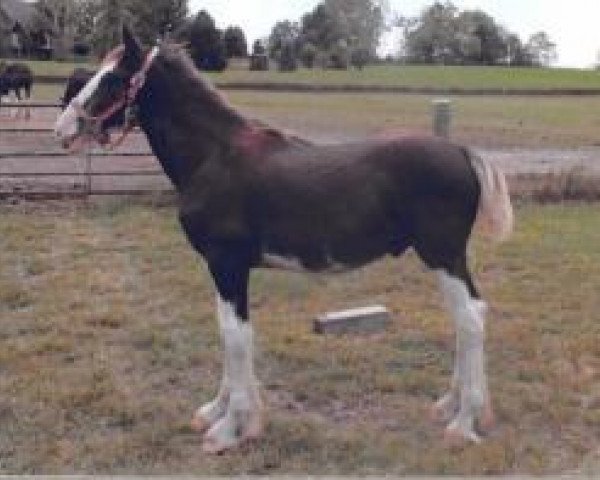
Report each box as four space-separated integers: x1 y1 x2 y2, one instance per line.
242 136 479 270
1 63 33 93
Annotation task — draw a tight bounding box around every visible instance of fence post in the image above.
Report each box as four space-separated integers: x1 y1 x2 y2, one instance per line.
84 147 92 197
432 98 452 138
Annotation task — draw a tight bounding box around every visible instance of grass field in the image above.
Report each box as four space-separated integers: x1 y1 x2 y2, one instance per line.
6 57 600 91
0 200 598 475
20 84 600 148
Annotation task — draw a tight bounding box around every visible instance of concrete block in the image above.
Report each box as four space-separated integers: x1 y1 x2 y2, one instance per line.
313 305 391 335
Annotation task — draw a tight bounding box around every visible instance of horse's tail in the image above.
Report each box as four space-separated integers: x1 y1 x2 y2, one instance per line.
467 149 514 243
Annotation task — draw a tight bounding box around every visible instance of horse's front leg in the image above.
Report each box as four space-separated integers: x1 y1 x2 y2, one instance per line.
194 257 263 454
190 295 232 433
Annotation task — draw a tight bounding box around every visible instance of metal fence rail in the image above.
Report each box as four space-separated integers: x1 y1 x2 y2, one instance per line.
0 106 170 198
0 99 454 198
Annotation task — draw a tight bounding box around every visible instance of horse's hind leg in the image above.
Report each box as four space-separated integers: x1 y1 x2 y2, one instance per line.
9 91 18 119
22 87 31 120
436 255 495 444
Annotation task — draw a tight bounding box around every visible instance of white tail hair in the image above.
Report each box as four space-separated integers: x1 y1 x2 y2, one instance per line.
468 151 514 243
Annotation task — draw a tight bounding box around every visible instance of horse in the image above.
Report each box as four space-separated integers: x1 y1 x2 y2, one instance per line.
61 68 95 110
59 67 132 148
54 26 514 454
0 62 33 119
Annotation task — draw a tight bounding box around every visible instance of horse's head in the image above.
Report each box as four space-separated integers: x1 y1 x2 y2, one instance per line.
54 26 155 151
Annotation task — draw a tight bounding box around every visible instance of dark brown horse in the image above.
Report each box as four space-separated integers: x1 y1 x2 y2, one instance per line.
55 27 513 454
61 68 95 110
0 62 33 118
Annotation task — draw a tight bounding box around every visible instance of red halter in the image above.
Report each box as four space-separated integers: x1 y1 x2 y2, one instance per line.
72 46 159 150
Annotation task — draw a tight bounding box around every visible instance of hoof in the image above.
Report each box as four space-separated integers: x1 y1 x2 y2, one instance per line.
476 402 496 435
443 424 481 448
201 428 262 455
190 414 212 433
429 403 448 424
201 413 264 455
430 395 458 424
202 435 237 455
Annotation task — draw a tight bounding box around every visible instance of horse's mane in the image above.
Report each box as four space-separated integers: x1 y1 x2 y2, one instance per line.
156 42 313 148
157 42 236 114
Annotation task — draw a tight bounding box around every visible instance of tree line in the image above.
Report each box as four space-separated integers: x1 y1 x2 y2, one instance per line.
31 0 246 70
33 0 559 70
398 2 557 67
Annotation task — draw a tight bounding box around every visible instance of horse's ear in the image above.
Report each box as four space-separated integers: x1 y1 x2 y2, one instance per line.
122 25 142 67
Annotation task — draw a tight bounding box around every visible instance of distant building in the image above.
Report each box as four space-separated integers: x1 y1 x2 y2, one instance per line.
0 0 53 59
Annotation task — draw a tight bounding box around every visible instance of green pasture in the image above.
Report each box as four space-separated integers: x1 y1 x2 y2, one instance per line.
0 200 598 475
21 82 600 148
5 57 600 91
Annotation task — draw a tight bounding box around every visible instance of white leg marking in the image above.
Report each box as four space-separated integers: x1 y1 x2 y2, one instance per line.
192 295 232 431
201 296 262 453
9 92 17 119
438 271 489 442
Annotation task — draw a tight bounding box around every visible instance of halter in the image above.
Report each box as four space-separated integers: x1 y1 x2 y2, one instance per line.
72 46 159 150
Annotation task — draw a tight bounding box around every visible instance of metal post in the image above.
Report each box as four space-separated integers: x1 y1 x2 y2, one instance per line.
432 98 452 138
84 147 92 197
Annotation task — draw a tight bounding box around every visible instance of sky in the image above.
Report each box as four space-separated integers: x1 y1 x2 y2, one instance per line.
188 0 600 68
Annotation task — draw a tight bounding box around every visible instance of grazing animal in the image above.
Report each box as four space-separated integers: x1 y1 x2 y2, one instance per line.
55 27 514 454
61 68 95 110
0 62 33 118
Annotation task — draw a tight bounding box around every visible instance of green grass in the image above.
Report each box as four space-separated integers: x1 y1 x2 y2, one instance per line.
1 58 95 77
0 200 598 474
208 64 600 91
14 80 600 148
6 57 600 91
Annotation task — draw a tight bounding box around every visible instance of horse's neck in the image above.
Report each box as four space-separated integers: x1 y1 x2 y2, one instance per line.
137 66 244 191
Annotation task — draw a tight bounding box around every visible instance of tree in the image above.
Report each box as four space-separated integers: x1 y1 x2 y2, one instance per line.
402 1 458 64
127 0 187 44
505 33 533 66
277 40 297 71
223 26 247 58
329 38 350 69
299 0 386 68
351 47 370 69
185 10 227 71
456 10 507 65
299 42 318 68
301 3 346 53
88 0 133 55
33 0 83 58
322 0 387 58
526 31 557 67
268 20 300 59
399 1 530 67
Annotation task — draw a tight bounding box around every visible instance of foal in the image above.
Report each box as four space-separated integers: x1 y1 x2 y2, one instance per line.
55 27 513 454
